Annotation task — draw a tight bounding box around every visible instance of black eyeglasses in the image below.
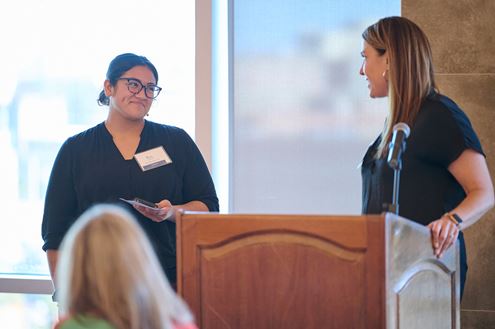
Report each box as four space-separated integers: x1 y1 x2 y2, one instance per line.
117 77 162 99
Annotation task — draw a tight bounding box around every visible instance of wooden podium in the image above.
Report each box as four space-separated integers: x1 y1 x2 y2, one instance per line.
176 212 460 329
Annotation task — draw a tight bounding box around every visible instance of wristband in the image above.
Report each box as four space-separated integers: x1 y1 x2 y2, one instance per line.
444 212 463 229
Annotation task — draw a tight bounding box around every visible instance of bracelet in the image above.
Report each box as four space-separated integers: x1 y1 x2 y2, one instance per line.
444 212 463 229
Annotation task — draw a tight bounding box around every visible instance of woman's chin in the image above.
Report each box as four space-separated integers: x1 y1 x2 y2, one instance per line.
369 91 387 99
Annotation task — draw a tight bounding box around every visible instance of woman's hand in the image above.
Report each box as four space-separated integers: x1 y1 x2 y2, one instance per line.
133 199 176 222
427 215 460 258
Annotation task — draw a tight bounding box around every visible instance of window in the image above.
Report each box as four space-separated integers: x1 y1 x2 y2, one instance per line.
0 1 194 327
0 293 57 329
1 0 401 326
230 0 400 214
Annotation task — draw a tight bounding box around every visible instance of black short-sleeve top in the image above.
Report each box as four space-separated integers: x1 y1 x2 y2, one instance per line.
361 93 484 225
42 120 219 273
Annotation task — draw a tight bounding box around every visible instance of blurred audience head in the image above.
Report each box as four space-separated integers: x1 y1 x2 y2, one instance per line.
57 204 193 329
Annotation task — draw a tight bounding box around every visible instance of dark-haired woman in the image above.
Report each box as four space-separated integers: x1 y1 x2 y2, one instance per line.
42 53 218 290
359 17 494 298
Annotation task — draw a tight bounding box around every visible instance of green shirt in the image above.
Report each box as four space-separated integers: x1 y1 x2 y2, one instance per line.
59 315 115 329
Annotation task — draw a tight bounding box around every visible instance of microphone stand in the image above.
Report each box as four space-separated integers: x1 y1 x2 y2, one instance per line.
388 159 401 215
384 141 406 215
383 122 410 216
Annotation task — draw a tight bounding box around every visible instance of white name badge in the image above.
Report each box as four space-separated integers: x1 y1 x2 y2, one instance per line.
134 146 172 172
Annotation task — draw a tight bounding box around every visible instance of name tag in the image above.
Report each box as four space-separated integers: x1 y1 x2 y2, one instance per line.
134 146 172 172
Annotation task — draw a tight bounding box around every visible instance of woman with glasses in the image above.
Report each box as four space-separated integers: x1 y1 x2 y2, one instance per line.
42 53 219 293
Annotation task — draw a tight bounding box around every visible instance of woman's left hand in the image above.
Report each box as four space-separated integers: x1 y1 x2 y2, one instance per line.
133 199 176 222
427 216 460 258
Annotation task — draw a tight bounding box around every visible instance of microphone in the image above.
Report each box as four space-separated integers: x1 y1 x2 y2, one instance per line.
387 122 410 170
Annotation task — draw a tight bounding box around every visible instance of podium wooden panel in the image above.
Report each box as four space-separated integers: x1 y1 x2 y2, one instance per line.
176 212 460 329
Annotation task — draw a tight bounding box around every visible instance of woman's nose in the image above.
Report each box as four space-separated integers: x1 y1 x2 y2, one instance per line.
359 63 365 76
135 87 147 98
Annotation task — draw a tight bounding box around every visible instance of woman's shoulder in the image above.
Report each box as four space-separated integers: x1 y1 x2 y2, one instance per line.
63 122 106 146
144 120 194 146
414 92 484 157
421 93 471 124
54 315 115 329
415 92 477 136
145 120 187 136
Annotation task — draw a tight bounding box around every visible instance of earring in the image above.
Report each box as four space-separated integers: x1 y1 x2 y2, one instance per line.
382 69 388 81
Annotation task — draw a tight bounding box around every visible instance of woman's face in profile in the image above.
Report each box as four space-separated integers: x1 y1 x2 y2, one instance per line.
359 41 388 98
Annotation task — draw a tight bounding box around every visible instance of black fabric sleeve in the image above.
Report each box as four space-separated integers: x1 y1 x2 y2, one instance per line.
178 129 219 211
41 138 78 251
413 99 484 168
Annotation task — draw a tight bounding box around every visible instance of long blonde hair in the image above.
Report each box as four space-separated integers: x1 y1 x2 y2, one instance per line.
362 16 438 158
56 204 193 329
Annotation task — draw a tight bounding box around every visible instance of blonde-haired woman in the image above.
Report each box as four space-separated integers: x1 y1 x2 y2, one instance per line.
359 16 494 298
53 204 198 329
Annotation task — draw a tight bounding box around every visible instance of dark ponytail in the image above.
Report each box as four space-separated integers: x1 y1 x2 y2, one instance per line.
97 90 109 106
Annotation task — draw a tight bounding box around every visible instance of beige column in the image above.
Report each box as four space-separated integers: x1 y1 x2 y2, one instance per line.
403 1 495 327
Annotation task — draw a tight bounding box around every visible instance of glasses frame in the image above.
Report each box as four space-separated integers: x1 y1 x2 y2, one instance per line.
117 77 162 99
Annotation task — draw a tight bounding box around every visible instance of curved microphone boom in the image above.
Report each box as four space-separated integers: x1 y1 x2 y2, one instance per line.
387 122 411 170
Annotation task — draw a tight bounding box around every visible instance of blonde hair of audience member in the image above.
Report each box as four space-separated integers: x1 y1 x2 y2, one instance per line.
362 16 438 158
56 204 194 329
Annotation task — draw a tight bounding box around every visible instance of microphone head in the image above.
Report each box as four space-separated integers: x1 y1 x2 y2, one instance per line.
388 122 411 170
393 122 410 138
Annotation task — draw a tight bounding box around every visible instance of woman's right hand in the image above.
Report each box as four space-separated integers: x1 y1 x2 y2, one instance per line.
427 215 460 258
133 199 175 222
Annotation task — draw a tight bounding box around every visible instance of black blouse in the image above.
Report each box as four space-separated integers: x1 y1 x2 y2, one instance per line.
361 93 484 225
42 120 219 282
